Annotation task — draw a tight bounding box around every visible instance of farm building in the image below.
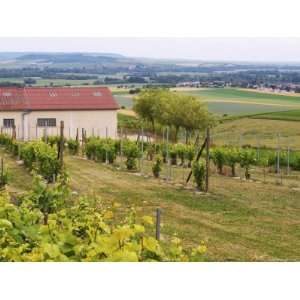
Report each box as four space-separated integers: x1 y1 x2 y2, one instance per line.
0 86 119 140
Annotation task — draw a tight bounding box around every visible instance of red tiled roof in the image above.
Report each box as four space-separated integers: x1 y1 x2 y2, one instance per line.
0 87 119 111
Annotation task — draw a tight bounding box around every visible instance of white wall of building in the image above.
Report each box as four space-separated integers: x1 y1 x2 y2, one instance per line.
0 110 118 140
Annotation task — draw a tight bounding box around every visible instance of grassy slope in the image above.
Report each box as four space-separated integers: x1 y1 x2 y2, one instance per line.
212 117 300 149
2 146 300 261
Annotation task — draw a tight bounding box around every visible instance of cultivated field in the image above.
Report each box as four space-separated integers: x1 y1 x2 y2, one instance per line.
112 88 300 116
181 88 300 115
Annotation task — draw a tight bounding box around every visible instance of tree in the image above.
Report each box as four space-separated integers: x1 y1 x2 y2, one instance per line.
133 89 166 133
159 93 213 142
133 89 215 142
178 95 215 138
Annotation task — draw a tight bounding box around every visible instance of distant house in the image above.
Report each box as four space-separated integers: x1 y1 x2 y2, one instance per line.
0 87 119 140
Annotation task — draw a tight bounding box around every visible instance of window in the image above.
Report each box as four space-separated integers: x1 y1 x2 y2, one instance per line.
37 118 56 127
3 119 15 128
49 91 57 97
93 91 102 97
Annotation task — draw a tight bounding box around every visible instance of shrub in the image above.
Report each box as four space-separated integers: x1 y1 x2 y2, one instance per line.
161 144 168 163
211 148 226 174
67 138 79 155
104 140 117 164
192 160 206 191
42 135 61 148
239 148 256 179
123 140 140 170
169 146 177 165
85 138 117 164
21 141 60 182
186 145 195 168
152 155 162 178
84 138 98 160
0 134 12 146
146 143 155 161
0 189 207 262
175 143 186 166
224 147 240 177
0 166 8 188
291 152 300 171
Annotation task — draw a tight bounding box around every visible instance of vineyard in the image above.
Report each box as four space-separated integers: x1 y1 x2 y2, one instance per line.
0 130 209 262
2 122 300 261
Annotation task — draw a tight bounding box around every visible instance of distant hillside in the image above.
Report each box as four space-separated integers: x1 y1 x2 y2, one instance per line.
15 53 125 64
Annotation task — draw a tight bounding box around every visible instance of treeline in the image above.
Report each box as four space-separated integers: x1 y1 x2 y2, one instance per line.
2 65 300 87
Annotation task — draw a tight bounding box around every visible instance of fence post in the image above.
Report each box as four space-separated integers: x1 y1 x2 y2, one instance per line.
166 126 171 181
58 121 64 169
205 127 210 193
105 126 108 164
276 133 280 174
12 125 16 140
0 158 3 184
155 208 161 241
140 126 144 174
287 146 290 175
81 128 85 156
120 127 123 167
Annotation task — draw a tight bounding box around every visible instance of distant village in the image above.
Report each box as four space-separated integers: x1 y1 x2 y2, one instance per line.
175 81 300 94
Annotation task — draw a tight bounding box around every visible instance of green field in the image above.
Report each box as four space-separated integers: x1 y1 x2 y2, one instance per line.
206 101 289 115
184 88 300 104
251 110 300 121
182 88 300 116
114 95 134 108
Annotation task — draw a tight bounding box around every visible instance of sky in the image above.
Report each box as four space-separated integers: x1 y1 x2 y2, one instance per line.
0 37 300 62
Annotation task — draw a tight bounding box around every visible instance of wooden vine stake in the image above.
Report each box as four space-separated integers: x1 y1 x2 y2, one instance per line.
58 121 64 170
155 208 161 241
81 128 85 156
12 125 16 140
76 128 79 155
205 127 210 193
0 158 4 187
186 127 210 193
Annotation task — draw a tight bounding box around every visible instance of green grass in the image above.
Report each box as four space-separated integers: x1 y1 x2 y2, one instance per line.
3 146 300 261
212 117 300 149
184 88 300 104
251 110 300 121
